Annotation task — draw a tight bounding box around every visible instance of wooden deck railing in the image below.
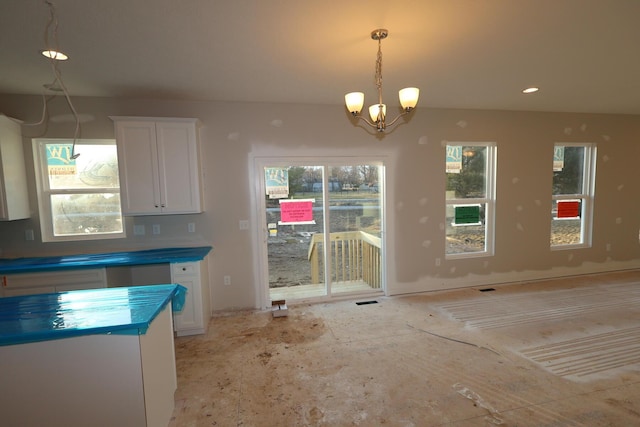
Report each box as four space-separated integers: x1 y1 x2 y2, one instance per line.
307 231 382 288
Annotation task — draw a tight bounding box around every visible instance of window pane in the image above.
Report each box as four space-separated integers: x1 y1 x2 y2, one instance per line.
551 143 595 248
446 146 486 198
552 146 584 195
446 203 486 254
445 144 494 257
51 193 123 236
550 200 581 245
47 143 119 190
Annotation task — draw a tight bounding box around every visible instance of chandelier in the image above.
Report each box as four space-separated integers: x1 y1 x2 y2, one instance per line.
345 29 419 133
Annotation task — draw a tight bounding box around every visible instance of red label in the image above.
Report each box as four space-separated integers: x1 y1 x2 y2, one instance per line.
557 200 580 218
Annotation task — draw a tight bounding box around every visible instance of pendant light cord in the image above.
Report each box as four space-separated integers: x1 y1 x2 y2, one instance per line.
44 0 81 159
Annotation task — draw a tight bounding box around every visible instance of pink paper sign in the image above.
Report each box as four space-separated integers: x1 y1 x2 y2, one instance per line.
280 200 313 224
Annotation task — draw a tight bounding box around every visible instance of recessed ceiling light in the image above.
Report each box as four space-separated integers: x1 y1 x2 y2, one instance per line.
522 87 539 94
41 49 68 61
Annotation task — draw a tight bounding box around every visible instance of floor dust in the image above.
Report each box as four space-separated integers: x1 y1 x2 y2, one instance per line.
169 271 640 426
238 313 326 345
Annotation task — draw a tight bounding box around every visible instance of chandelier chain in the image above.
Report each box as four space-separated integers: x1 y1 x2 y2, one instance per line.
375 38 383 105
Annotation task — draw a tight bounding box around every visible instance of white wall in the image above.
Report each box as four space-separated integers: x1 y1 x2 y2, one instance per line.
1 94 639 310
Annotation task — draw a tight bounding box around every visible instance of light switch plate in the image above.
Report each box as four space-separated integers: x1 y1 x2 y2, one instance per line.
133 225 145 236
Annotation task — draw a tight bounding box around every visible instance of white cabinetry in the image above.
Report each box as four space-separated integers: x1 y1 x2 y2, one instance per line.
112 117 202 215
2 304 176 427
2 268 107 297
171 258 210 336
0 114 30 221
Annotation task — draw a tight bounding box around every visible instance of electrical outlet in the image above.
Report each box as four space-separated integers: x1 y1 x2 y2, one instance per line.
152 224 160 235
25 229 34 241
239 220 249 230
435 258 441 267
224 275 231 286
188 222 196 233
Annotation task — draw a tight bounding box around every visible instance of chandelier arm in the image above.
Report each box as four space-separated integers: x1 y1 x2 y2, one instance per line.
384 110 412 128
353 114 378 129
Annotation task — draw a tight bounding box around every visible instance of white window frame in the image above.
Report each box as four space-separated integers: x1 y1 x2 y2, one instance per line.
32 138 125 242
445 142 497 259
551 142 596 250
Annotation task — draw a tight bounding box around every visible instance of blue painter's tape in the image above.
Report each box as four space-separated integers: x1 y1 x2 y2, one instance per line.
0 284 187 346
0 246 212 275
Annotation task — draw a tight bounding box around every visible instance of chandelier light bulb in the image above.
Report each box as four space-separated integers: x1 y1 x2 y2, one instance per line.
399 87 420 111
369 104 386 122
345 92 365 115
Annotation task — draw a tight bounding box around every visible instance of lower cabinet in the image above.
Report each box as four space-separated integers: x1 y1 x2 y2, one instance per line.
1 268 107 297
171 257 210 336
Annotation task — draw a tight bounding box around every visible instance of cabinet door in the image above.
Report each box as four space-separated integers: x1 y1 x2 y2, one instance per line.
156 121 201 214
0 115 30 221
2 268 106 297
171 262 204 335
115 120 163 215
56 282 106 292
3 284 56 297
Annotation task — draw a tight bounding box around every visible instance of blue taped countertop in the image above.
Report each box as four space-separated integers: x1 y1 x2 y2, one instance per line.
0 284 186 346
0 246 212 275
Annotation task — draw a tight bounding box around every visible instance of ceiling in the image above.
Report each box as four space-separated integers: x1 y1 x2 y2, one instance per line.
1 0 639 115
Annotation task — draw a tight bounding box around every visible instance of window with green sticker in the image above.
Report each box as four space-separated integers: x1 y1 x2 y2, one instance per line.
445 143 496 257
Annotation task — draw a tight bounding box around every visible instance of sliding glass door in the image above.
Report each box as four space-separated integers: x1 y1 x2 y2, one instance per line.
258 160 384 304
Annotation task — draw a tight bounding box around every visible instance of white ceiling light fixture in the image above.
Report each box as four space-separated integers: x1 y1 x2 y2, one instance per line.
345 29 419 133
41 49 68 61
522 87 539 94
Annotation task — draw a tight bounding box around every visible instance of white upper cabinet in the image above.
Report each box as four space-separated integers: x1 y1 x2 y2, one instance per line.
0 115 30 221
112 117 203 215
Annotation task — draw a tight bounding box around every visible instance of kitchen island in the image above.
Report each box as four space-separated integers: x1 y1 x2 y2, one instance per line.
0 284 185 427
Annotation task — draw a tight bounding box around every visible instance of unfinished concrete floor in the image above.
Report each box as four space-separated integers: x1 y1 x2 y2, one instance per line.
169 271 640 426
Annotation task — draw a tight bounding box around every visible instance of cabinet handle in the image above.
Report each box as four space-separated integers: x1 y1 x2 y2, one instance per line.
2 276 6 287
182 267 187 271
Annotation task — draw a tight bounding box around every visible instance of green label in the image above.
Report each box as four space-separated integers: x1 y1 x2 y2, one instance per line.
454 205 480 225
